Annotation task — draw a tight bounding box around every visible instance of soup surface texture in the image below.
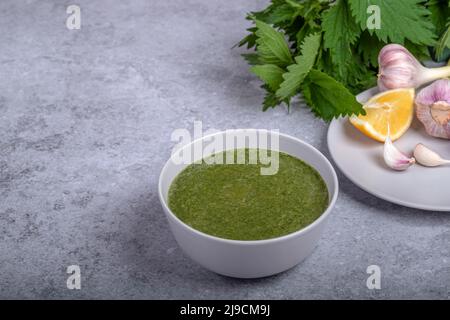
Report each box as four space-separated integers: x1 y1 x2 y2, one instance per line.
168 149 329 240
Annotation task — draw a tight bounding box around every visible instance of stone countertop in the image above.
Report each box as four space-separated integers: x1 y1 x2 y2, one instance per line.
1 0 449 299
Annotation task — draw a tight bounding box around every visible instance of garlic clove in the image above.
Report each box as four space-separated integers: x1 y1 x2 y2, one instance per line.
383 135 415 171
413 143 450 167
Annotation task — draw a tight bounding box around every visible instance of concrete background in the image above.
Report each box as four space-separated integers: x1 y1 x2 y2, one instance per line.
0 0 449 299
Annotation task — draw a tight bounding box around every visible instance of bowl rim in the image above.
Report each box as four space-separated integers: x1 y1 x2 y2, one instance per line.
158 129 339 245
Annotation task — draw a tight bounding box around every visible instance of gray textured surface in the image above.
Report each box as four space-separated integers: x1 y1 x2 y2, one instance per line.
1 0 449 300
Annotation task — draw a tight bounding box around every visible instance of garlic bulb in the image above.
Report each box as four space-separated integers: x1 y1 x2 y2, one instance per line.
384 135 415 171
415 79 450 139
413 143 450 167
378 44 450 91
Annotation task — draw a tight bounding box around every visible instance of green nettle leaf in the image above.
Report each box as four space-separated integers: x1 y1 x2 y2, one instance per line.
255 20 293 66
285 0 302 10
302 69 364 121
357 31 384 67
276 32 321 100
348 0 436 46
436 23 450 60
428 0 450 34
250 64 285 91
241 53 261 65
266 4 297 25
237 27 258 49
237 0 442 120
262 90 281 111
404 39 432 61
322 0 360 78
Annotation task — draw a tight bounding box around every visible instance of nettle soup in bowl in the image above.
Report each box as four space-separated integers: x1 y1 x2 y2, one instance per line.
158 129 338 278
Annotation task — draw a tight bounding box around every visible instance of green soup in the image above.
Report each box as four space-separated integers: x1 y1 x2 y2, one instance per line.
168 149 329 241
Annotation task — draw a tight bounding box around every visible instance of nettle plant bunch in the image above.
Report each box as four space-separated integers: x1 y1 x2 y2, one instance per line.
238 0 450 121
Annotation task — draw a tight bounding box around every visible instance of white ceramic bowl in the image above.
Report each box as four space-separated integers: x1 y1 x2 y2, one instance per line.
158 129 338 278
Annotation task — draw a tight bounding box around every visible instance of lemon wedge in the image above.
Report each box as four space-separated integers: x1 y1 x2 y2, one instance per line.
349 88 415 142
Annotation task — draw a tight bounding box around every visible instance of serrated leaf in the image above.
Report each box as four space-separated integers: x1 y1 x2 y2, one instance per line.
255 20 293 66
348 0 436 45
301 69 364 121
250 64 285 91
238 0 440 121
295 22 321 52
428 0 450 34
266 4 297 24
285 0 302 9
404 39 432 61
275 32 321 100
322 0 360 79
262 91 280 111
357 31 384 67
237 27 258 49
436 23 450 60
241 53 261 65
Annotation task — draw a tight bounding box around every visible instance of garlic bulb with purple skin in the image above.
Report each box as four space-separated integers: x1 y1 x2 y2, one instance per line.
378 44 450 91
415 79 450 139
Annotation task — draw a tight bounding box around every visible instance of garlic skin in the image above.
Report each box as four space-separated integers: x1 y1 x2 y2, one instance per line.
415 79 450 139
378 44 423 91
378 44 450 91
413 143 450 167
384 135 415 171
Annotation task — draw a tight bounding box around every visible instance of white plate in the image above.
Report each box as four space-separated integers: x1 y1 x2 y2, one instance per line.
327 88 450 212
